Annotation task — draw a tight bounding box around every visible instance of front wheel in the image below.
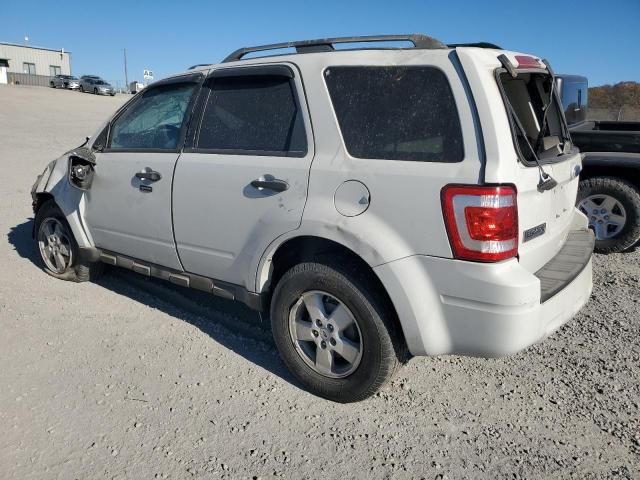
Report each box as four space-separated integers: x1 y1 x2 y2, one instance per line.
577 176 640 253
270 260 405 402
35 200 102 282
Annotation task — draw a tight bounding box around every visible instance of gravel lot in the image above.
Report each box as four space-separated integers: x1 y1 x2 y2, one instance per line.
0 85 638 480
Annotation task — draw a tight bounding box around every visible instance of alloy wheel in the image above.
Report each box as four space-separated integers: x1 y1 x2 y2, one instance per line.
37 217 73 274
578 194 627 240
288 290 363 378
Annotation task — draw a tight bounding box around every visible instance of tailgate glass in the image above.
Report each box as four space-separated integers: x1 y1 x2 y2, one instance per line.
499 72 570 165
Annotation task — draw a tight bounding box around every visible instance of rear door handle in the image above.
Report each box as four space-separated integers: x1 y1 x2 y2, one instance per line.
250 177 289 192
135 170 162 182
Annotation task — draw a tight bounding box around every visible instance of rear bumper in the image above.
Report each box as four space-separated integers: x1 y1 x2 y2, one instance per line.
375 227 594 357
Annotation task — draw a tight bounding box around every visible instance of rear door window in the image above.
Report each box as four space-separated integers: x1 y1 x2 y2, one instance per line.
324 66 464 162
196 74 307 156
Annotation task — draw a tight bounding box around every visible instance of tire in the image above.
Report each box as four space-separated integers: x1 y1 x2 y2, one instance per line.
577 176 640 253
34 200 102 282
270 260 405 402
50 82 55 88
79 85 84 93
93 88 98 95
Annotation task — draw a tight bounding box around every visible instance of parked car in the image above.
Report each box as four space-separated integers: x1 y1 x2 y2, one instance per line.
79 77 115 96
556 75 640 253
31 35 594 402
50 74 80 90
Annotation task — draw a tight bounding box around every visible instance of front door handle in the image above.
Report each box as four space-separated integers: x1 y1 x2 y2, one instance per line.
250 177 289 192
135 169 162 182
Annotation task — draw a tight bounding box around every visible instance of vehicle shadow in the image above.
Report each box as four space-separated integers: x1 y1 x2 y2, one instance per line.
7 218 303 393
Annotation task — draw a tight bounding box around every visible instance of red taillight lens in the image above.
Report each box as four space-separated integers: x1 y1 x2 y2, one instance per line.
514 55 542 69
441 185 518 262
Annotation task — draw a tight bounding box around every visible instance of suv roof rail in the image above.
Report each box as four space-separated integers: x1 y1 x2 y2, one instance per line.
222 34 447 63
188 63 213 70
448 42 502 49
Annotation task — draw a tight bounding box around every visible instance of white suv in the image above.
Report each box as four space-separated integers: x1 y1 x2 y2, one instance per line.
31 35 594 402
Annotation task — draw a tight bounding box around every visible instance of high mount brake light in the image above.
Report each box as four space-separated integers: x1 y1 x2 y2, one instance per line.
441 185 519 262
514 55 542 69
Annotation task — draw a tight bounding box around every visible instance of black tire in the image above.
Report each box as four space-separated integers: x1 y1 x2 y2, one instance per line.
93 88 98 95
577 176 640 253
34 200 102 282
50 82 55 88
270 260 405 403
79 85 84 92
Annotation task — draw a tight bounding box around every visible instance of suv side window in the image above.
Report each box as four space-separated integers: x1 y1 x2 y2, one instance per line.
325 66 464 162
196 74 307 156
109 83 196 150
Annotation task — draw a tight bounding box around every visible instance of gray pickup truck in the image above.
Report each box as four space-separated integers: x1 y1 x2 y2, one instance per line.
557 75 640 253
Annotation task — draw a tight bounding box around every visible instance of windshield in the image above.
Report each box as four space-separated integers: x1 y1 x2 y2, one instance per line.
499 72 569 163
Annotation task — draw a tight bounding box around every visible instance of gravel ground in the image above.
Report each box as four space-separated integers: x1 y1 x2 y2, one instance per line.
0 85 638 480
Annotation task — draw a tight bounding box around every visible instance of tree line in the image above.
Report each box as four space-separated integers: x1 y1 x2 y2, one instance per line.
589 81 640 109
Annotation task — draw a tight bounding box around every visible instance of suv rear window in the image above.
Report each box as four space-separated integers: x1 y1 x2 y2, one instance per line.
499 72 568 163
324 66 464 162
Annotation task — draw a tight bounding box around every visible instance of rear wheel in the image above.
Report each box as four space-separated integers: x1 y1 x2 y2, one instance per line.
577 176 640 253
50 81 55 88
270 260 404 402
35 200 102 282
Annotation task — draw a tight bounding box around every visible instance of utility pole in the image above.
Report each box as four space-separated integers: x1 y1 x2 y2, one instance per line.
123 48 129 92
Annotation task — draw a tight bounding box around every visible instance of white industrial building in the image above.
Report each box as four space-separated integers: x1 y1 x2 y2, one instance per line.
0 42 71 86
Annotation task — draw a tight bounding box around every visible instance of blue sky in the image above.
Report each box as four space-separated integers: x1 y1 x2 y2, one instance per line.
2 0 638 88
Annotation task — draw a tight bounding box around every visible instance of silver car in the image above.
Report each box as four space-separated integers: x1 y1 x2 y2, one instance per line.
50 75 80 90
30 34 594 402
79 77 115 96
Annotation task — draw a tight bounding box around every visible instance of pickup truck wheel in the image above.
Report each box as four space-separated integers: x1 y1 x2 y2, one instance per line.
35 200 102 282
270 260 403 403
577 176 640 253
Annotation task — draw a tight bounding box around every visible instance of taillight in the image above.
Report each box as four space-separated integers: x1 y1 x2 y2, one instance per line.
441 185 518 262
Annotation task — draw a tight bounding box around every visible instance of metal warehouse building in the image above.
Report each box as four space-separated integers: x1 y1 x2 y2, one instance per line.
0 42 71 86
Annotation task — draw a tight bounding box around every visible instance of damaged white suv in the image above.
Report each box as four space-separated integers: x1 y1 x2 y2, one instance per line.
31 35 594 402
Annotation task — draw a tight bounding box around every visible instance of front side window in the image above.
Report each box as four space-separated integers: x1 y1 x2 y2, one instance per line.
109 83 196 150
23 63 36 75
325 66 464 162
197 75 307 155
